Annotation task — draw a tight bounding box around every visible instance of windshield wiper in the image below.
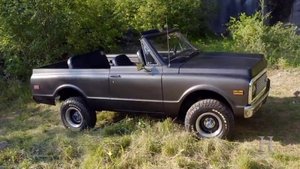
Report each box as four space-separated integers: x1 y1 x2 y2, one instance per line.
189 50 199 57
170 53 185 62
170 49 198 62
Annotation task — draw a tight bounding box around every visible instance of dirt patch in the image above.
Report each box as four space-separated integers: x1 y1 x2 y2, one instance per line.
268 68 300 98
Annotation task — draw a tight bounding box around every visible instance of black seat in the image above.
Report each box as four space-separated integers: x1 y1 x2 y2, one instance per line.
68 50 110 69
112 54 135 66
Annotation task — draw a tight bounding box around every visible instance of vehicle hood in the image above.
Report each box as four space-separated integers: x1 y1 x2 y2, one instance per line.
179 52 267 78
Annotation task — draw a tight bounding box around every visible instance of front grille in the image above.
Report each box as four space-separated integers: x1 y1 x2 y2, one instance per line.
254 73 267 97
248 69 268 104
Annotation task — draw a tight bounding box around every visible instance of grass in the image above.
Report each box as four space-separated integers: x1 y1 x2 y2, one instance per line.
193 37 236 53
0 68 300 168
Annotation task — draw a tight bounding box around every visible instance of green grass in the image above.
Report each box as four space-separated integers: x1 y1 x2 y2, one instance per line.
1 68 300 168
193 37 236 53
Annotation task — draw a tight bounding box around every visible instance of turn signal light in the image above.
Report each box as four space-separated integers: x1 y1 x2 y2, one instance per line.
233 90 244 96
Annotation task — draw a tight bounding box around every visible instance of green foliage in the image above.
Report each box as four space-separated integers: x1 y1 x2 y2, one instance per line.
194 38 236 52
67 0 123 53
0 0 124 80
229 13 265 53
0 80 31 110
229 12 300 67
0 0 215 80
1 0 299 81
102 118 137 136
115 0 215 35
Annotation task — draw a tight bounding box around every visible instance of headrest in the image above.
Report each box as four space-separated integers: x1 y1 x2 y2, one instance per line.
112 54 135 66
68 50 110 69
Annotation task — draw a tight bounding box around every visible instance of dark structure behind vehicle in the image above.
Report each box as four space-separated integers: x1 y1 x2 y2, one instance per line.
212 0 300 34
290 0 300 33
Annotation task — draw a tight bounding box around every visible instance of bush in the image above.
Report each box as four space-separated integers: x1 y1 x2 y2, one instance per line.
0 0 215 80
229 12 300 67
0 0 124 80
114 0 215 36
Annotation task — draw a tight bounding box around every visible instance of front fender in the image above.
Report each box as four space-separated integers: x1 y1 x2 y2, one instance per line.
178 84 235 109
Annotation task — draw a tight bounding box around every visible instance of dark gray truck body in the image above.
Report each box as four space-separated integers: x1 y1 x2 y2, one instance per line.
31 30 270 119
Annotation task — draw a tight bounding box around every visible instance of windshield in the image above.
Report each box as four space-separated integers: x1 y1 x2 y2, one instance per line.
147 32 197 63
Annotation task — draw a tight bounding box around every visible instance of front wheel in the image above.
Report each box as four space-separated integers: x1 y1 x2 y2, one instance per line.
185 99 234 139
60 97 96 131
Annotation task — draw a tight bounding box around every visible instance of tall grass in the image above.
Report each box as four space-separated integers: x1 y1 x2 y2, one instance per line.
0 80 31 111
1 104 300 168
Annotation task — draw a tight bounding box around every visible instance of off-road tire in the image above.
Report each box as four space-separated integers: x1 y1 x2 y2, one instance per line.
185 99 234 139
60 97 96 131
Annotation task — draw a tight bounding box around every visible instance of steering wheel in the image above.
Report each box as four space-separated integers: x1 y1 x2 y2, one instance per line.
171 45 177 55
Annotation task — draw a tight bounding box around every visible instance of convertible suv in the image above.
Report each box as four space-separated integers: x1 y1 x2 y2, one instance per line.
31 29 270 138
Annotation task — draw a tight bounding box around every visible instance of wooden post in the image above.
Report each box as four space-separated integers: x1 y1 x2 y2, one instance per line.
261 0 269 25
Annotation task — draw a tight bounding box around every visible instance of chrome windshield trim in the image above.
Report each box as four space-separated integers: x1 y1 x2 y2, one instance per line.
248 69 267 104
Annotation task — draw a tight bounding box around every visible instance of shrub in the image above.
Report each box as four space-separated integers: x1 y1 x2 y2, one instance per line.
229 12 300 67
114 0 215 36
0 0 215 80
0 0 124 80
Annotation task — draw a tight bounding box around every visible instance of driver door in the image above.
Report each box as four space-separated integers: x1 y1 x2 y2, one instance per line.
108 46 163 113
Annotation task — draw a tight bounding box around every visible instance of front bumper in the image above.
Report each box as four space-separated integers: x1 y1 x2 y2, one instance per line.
244 79 270 118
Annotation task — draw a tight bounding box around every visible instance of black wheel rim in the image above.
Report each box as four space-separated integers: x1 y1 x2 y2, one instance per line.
65 107 83 128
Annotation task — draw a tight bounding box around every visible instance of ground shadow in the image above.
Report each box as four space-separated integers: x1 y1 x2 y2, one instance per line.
96 96 300 145
233 96 300 145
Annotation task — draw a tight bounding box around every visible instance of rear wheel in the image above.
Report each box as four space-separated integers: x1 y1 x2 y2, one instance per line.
60 97 96 131
185 99 234 139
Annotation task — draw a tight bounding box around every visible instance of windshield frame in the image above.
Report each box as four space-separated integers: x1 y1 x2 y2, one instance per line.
143 30 198 65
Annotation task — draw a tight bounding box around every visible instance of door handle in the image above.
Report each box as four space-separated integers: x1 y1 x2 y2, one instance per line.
110 75 121 78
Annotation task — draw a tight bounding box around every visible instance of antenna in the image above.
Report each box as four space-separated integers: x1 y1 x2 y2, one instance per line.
166 17 171 67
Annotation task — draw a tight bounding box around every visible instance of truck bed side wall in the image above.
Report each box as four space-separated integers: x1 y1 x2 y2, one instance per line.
31 69 110 110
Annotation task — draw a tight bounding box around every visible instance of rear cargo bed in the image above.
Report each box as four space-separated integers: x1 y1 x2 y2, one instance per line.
40 60 68 69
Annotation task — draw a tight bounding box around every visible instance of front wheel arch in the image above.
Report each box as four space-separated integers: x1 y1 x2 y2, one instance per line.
178 90 234 120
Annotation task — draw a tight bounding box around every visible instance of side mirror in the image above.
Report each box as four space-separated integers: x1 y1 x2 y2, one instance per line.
136 63 151 72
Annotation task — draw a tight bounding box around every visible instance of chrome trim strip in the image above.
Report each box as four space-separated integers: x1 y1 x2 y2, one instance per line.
107 54 137 58
248 69 267 104
33 94 53 97
87 96 179 103
33 94 179 104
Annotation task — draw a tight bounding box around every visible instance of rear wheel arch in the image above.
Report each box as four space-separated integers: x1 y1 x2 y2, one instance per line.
178 89 234 120
54 85 87 102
